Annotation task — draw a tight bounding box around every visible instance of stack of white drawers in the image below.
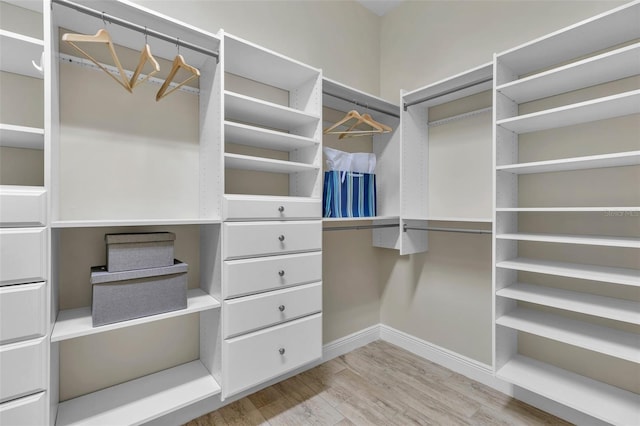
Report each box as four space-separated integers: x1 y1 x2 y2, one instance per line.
0 186 48 424
221 195 323 398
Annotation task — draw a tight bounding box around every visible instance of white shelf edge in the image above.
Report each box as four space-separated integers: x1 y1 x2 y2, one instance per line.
51 218 221 228
0 28 43 46
403 216 493 223
224 121 319 151
496 257 640 287
497 355 640 426
224 90 321 122
0 123 45 150
497 282 640 325
496 307 640 362
496 151 640 175
55 360 221 426
51 289 220 342
223 194 320 202
496 207 640 212
224 153 319 174
323 216 400 222
496 232 640 248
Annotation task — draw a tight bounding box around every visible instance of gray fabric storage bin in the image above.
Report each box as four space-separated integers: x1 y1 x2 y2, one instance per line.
91 260 188 327
105 232 175 272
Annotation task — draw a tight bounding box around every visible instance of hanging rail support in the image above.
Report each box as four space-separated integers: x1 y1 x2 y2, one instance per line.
322 91 401 119
52 0 219 59
323 223 399 232
403 77 493 111
403 224 492 235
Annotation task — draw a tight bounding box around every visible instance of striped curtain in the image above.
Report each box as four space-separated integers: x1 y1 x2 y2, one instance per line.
323 171 377 218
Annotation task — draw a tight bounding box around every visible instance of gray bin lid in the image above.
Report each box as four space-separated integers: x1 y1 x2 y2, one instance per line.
105 232 176 245
90 260 188 284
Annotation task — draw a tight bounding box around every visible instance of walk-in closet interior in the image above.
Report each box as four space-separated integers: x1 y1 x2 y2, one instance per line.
0 0 638 425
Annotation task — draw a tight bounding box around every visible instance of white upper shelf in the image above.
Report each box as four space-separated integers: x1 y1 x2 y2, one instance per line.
496 151 640 174
497 43 640 103
0 124 44 149
323 77 400 120
0 29 43 79
497 90 640 134
496 1 640 76
225 153 318 174
497 207 640 212
224 121 318 152
496 232 640 248
224 33 319 91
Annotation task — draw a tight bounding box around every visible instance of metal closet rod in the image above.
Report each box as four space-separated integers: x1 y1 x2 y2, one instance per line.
52 0 219 59
403 77 493 111
323 91 401 119
323 223 399 232
403 224 492 235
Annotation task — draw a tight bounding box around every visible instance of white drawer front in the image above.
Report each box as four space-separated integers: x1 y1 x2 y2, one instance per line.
224 196 320 221
223 221 321 259
0 392 46 426
0 186 46 228
0 228 47 286
0 282 46 345
0 337 46 403
223 282 322 338
224 252 322 299
223 313 321 397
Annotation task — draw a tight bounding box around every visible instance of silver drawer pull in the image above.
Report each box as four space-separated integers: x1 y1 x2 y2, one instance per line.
279 305 285 312
279 348 285 355
278 205 285 212
278 234 285 242
278 270 285 277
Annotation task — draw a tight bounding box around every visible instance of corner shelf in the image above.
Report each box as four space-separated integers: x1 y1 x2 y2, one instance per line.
51 289 220 342
0 123 44 149
224 121 318 152
496 232 640 248
0 29 43 79
55 360 221 426
497 283 640 325
224 153 318 174
51 218 222 228
496 151 640 175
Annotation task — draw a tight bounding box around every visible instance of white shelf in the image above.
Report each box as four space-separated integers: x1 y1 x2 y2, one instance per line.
225 153 318 174
51 218 221 228
497 43 640 103
224 121 318 152
496 232 640 248
496 307 639 362
0 124 44 149
496 257 640 287
55 360 221 426
323 216 400 222
497 283 640 325
497 355 640 426
323 77 400 119
0 29 43 79
496 207 640 212
424 217 493 223
496 151 640 175
51 289 220 342
225 91 320 133
497 90 640 134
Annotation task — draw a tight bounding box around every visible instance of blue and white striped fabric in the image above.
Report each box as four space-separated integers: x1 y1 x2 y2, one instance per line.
323 171 377 218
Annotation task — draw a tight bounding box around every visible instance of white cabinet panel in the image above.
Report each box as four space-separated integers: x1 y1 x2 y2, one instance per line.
223 251 321 299
0 392 46 426
0 282 46 344
223 313 321 397
0 186 46 227
223 221 321 259
224 196 320 221
0 337 46 403
223 282 321 338
0 228 47 286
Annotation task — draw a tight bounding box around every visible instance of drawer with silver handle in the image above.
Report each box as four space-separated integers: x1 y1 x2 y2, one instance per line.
0 392 46 426
0 282 46 345
224 195 320 221
0 337 46 403
223 251 321 299
223 281 321 338
0 186 46 228
0 228 47 286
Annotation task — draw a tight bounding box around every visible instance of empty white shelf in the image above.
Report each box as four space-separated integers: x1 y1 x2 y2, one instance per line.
225 153 318 174
497 90 640 134
497 355 640 426
497 283 640 325
225 91 320 133
55 360 221 426
497 43 640 103
497 307 640 362
51 218 221 228
496 151 640 174
323 77 400 119
323 216 400 222
224 121 318 151
0 29 43 79
496 257 640 286
51 289 220 342
0 124 44 149
496 232 640 248
496 207 640 212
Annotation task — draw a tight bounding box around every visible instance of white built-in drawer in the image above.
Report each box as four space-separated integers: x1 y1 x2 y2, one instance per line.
0 186 46 228
0 337 46 403
223 221 321 259
224 195 320 221
0 228 47 286
223 313 321 398
0 392 46 426
0 282 46 345
223 282 322 338
223 252 321 299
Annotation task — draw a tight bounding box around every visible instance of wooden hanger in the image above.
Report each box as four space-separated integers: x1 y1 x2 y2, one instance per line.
62 29 132 93
323 110 363 134
129 43 160 89
156 55 200 101
338 113 391 139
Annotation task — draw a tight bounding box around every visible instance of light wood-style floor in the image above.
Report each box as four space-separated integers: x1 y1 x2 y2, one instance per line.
186 341 571 425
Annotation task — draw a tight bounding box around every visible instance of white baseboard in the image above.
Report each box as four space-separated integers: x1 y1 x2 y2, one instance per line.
322 324 381 362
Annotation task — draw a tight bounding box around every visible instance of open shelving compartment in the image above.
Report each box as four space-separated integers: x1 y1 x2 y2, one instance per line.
493 2 640 423
47 1 224 424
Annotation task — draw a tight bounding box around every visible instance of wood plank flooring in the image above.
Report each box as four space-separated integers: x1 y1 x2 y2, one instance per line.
186 341 572 426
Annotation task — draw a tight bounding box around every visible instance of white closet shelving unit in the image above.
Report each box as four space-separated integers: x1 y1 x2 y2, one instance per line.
400 62 493 255
493 2 640 424
322 77 402 249
47 1 223 424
